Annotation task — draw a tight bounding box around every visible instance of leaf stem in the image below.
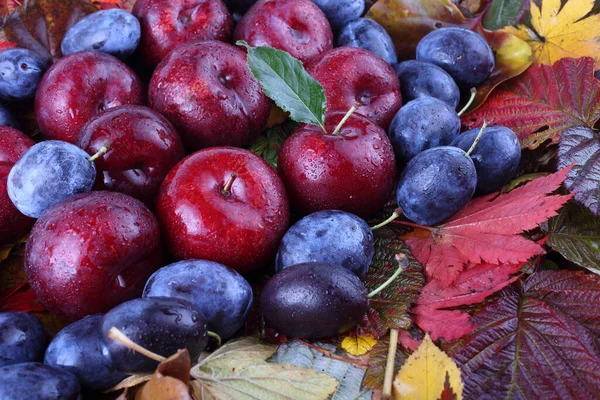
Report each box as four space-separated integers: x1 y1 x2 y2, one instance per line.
207 331 222 347
465 120 488 158
331 102 360 135
382 328 399 399
457 88 477 117
370 209 401 231
107 327 166 362
295 339 369 367
368 254 408 298
88 145 108 163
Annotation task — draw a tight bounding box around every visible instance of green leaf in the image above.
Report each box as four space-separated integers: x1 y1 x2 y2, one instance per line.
248 120 299 170
483 0 529 30
237 41 326 131
190 337 338 400
542 201 600 275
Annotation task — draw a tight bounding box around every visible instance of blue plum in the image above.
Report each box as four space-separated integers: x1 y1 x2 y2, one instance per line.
388 97 461 165
101 297 207 373
0 312 46 367
396 146 477 225
0 103 18 128
44 315 127 391
416 27 494 88
275 210 374 277
143 260 253 340
311 0 364 31
0 362 80 400
336 18 397 64
61 9 141 59
7 140 96 218
450 125 521 194
393 60 460 109
0 48 45 102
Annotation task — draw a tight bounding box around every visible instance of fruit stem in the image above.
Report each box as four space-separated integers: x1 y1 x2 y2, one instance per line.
464 119 488 158
457 88 477 117
370 209 401 231
88 146 108 163
331 102 360 135
207 331 222 347
382 328 399 399
220 173 237 196
367 254 408 298
107 327 167 362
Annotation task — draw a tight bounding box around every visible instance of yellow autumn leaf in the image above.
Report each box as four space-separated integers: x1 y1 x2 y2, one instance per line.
341 335 377 356
393 334 463 400
504 0 600 66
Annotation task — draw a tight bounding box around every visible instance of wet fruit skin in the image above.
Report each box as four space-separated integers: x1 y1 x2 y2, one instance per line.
396 146 477 226
278 112 396 218
260 262 368 339
393 60 460 110
156 147 289 273
7 141 96 218
336 18 397 65
387 97 461 165
0 127 34 244
101 297 208 373
44 315 127 391
0 48 46 102
25 191 163 322
35 50 144 144
61 9 141 60
0 312 46 367
275 210 374 278
308 47 402 129
312 0 364 31
233 0 334 65
450 125 521 194
133 0 232 68
0 362 81 400
149 40 271 152
143 259 253 340
76 105 185 207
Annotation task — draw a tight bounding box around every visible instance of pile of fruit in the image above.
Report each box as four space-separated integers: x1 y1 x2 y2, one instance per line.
0 0 528 397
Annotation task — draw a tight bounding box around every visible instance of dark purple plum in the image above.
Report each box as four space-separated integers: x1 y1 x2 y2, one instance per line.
61 9 141 59
143 260 253 340
261 262 368 339
0 48 46 102
44 315 127 391
0 104 18 128
336 18 397 64
0 312 46 367
388 97 460 165
0 362 80 400
311 0 364 30
101 297 207 373
7 141 96 218
450 125 521 194
396 146 477 226
275 210 374 277
393 60 460 109
416 28 494 88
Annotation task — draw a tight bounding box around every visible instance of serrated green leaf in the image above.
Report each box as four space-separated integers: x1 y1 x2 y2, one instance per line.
237 41 326 130
248 120 299 169
542 202 600 275
191 337 338 400
483 0 529 30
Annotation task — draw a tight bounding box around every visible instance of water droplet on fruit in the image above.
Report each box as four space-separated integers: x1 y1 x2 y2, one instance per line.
116 274 126 288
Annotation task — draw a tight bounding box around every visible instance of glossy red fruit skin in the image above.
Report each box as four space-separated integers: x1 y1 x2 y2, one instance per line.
25 191 163 322
0 127 35 244
149 41 270 152
233 0 333 65
76 105 185 208
156 147 289 273
35 51 144 144
132 0 233 67
278 112 396 218
307 47 402 129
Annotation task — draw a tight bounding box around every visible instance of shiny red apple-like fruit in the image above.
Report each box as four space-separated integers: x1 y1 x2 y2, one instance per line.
278 112 396 218
25 191 163 321
76 105 185 207
156 147 289 273
35 51 144 144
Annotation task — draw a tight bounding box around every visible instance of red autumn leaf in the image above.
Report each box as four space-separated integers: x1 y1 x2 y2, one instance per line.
0 40 17 50
403 167 573 287
0 286 45 312
412 261 527 341
463 57 600 149
445 270 600 399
